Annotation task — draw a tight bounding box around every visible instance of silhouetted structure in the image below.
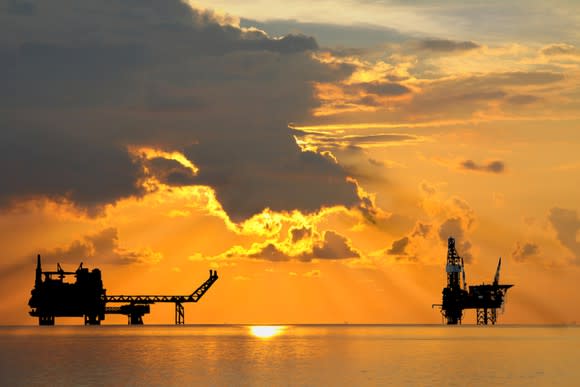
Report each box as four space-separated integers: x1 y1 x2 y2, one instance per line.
433 237 513 325
29 255 218 325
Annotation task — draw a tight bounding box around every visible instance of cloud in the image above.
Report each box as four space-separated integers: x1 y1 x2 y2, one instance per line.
368 158 385 167
412 222 432 238
249 243 292 262
512 242 540 262
460 160 505 174
397 70 565 120
2 0 36 15
228 229 360 261
457 90 507 101
144 157 197 186
479 72 564 86
355 82 411 96
420 181 437 196
506 94 540 105
386 236 409 255
240 18 408 49
548 207 580 263
413 38 480 53
0 260 31 281
37 228 162 266
541 43 580 57
293 129 419 152
312 230 360 259
0 0 362 221
290 226 312 243
0 131 147 214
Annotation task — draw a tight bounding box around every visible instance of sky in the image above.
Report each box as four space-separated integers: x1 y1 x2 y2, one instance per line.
0 0 579 325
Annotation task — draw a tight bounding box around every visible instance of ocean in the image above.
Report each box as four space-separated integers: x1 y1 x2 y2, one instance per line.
0 325 578 386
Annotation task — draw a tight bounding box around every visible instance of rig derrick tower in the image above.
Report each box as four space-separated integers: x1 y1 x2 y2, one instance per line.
442 237 467 324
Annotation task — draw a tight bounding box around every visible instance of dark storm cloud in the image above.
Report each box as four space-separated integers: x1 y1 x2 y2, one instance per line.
548 207 580 263
2 0 35 15
413 38 480 52
0 0 361 220
249 33 318 53
512 242 539 262
144 158 197 186
460 160 505 174
0 129 146 212
184 141 359 221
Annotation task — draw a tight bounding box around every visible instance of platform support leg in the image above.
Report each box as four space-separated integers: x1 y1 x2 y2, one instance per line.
477 308 497 325
175 302 184 325
84 314 101 325
39 315 55 326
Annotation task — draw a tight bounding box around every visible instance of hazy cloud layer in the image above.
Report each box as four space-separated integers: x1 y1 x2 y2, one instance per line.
506 95 540 105
548 207 580 263
512 242 540 262
0 0 361 220
37 228 162 266
541 43 580 57
240 18 408 49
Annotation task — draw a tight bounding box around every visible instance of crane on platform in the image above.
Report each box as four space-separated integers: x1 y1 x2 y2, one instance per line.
105 272 218 325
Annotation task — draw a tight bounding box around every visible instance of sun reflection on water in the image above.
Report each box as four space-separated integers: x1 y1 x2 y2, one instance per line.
249 325 287 339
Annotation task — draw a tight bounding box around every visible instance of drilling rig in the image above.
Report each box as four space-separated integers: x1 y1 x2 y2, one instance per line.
433 237 513 325
28 255 218 325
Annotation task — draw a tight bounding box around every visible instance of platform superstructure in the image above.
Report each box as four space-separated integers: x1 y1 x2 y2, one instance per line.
29 255 218 325
434 237 513 325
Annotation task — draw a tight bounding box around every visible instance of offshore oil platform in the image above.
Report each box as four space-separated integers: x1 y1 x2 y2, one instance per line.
433 237 514 325
28 255 218 325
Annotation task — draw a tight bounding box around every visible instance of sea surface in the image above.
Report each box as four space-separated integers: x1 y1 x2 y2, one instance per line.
0 325 578 386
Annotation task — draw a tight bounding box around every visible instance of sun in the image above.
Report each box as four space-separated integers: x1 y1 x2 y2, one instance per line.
249 325 287 339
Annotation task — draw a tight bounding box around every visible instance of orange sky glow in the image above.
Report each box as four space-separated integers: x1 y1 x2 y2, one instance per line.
1 0 579 325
